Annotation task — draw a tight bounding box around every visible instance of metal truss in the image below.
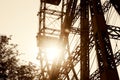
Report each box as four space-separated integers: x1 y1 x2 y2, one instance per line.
71 25 120 40
58 24 120 79
37 0 120 80
59 46 120 80
71 0 111 27
37 0 67 79
90 50 120 80
108 25 120 40
102 1 111 13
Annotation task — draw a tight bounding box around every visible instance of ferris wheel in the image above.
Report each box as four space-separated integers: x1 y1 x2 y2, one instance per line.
36 0 120 80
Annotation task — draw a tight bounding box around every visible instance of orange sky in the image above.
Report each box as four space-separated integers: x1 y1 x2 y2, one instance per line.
0 0 40 64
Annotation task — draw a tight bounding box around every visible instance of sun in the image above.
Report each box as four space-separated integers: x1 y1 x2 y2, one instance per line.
46 47 60 63
36 35 64 64
36 44 63 64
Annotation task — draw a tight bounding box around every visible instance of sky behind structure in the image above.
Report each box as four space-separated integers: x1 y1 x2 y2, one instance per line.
0 0 40 64
0 0 120 78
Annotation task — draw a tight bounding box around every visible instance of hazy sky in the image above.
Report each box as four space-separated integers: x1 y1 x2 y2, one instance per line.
0 0 40 64
0 0 120 77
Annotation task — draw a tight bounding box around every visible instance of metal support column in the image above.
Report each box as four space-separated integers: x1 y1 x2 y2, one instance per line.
90 0 119 80
80 0 89 80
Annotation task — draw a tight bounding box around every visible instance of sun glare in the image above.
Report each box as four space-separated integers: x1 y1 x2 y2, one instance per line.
36 36 64 64
46 46 61 64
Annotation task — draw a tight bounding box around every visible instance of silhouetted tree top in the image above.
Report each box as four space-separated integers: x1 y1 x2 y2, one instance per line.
0 35 39 80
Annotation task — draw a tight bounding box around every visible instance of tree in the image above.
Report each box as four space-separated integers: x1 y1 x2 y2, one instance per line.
0 35 19 79
0 35 39 80
17 62 39 80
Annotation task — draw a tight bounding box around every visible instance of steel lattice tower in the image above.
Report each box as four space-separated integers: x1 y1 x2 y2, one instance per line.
36 0 120 80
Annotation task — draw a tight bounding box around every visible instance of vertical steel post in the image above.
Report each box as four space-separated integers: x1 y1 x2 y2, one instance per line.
80 0 89 80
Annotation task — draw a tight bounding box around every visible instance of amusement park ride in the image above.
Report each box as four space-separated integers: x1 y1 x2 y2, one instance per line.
36 0 120 80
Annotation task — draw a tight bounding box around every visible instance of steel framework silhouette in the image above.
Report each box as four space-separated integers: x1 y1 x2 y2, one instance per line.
36 0 120 80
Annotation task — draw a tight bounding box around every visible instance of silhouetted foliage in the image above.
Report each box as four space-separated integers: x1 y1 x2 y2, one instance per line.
0 35 39 80
0 35 19 80
17 62 38 80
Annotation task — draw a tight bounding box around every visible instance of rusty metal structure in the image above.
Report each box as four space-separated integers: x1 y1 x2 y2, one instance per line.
36 0 120 80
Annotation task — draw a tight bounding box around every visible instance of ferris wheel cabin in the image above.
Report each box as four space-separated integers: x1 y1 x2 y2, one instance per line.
43 0 61 5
